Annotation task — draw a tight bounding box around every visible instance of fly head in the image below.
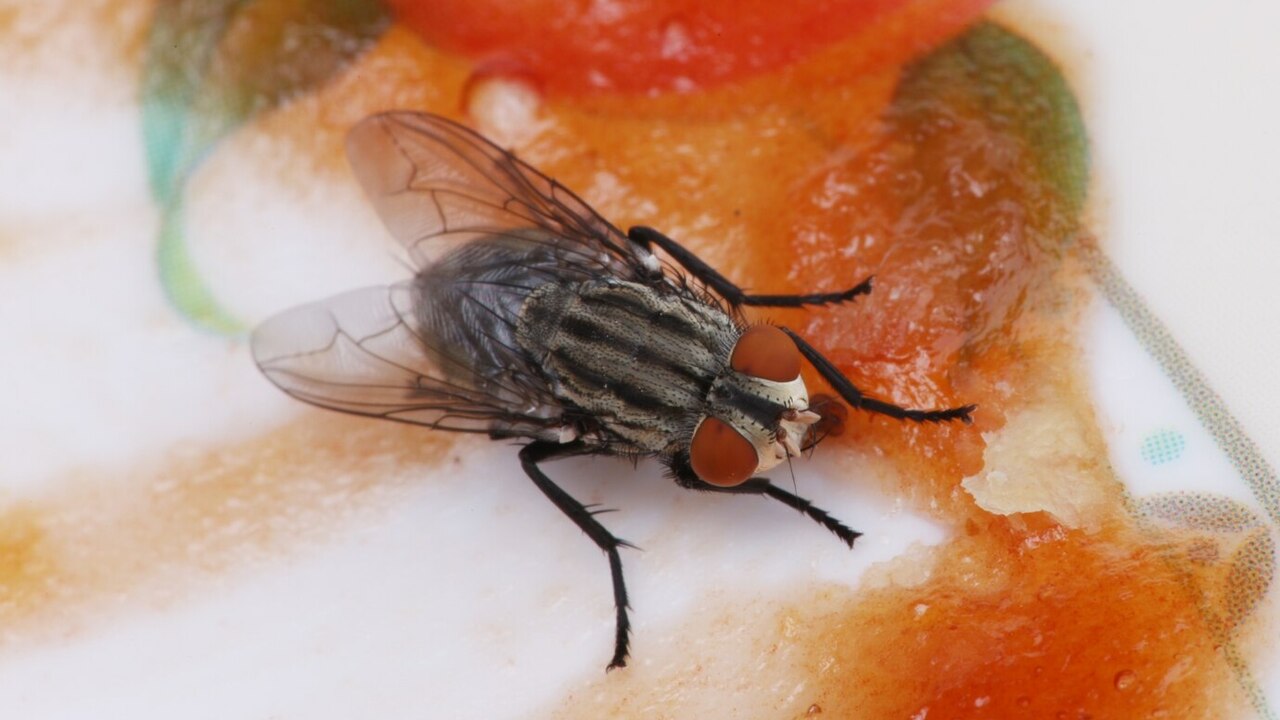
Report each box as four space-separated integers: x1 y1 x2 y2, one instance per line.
688 325 823 487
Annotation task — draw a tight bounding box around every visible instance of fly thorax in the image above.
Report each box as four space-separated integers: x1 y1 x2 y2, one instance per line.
517 280 738 455
687 325 823 487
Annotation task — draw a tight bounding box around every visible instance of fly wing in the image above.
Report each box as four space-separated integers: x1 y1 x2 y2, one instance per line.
345 111 651 280
251 283 562 436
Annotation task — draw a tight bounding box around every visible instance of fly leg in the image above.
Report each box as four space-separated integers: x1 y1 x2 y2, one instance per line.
519 440 634 671
781 327 977 424
628 226 872 308
671 460 861 548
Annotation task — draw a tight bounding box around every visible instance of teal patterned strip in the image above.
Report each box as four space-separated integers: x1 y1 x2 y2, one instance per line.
1088 246 1280 527
1089 243 1279 720
142 0 250 333
140 0 388 334
919 23 1280 716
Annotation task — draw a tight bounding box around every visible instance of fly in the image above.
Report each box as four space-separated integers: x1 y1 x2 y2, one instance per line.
250 111 975 670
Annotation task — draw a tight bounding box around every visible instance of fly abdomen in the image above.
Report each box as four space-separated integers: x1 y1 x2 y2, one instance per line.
517 280 739 454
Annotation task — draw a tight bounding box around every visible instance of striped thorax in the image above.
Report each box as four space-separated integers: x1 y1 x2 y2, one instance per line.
517 278 819 486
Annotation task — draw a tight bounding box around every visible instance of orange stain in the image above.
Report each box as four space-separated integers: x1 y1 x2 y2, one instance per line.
2 5 1264 717
0 506 55 614
804 529 1247 719
0 414 451 647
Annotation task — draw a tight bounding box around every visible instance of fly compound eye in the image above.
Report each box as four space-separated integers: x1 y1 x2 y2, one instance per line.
690 416 758 487
730 324 801 382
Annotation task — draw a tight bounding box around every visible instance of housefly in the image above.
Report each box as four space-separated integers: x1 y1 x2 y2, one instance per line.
251 111 974 670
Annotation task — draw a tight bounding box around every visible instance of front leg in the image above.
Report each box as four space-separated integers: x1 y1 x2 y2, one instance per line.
628 226 873 308
520 441 635 671
782 327 976 425
670 456 861 548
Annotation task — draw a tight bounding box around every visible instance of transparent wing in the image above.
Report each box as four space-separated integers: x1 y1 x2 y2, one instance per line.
345 111 651 280
251 283 562 436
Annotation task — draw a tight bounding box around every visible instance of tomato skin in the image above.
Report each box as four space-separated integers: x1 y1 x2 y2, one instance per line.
387 0 994 96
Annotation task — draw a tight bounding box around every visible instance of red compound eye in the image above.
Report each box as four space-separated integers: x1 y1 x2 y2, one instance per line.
690 417 758 487
730 325 801 382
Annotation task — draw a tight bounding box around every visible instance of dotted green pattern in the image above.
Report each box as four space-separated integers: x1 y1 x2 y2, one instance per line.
1140 428 1187 465
1089 242 1279 719
1087 244 1280 528
1138 493 1276 635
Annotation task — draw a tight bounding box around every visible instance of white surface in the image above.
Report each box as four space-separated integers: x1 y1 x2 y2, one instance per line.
1 1 1278 718
0 447 942 720
1087 302 1256 506
1011 0 1280 473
